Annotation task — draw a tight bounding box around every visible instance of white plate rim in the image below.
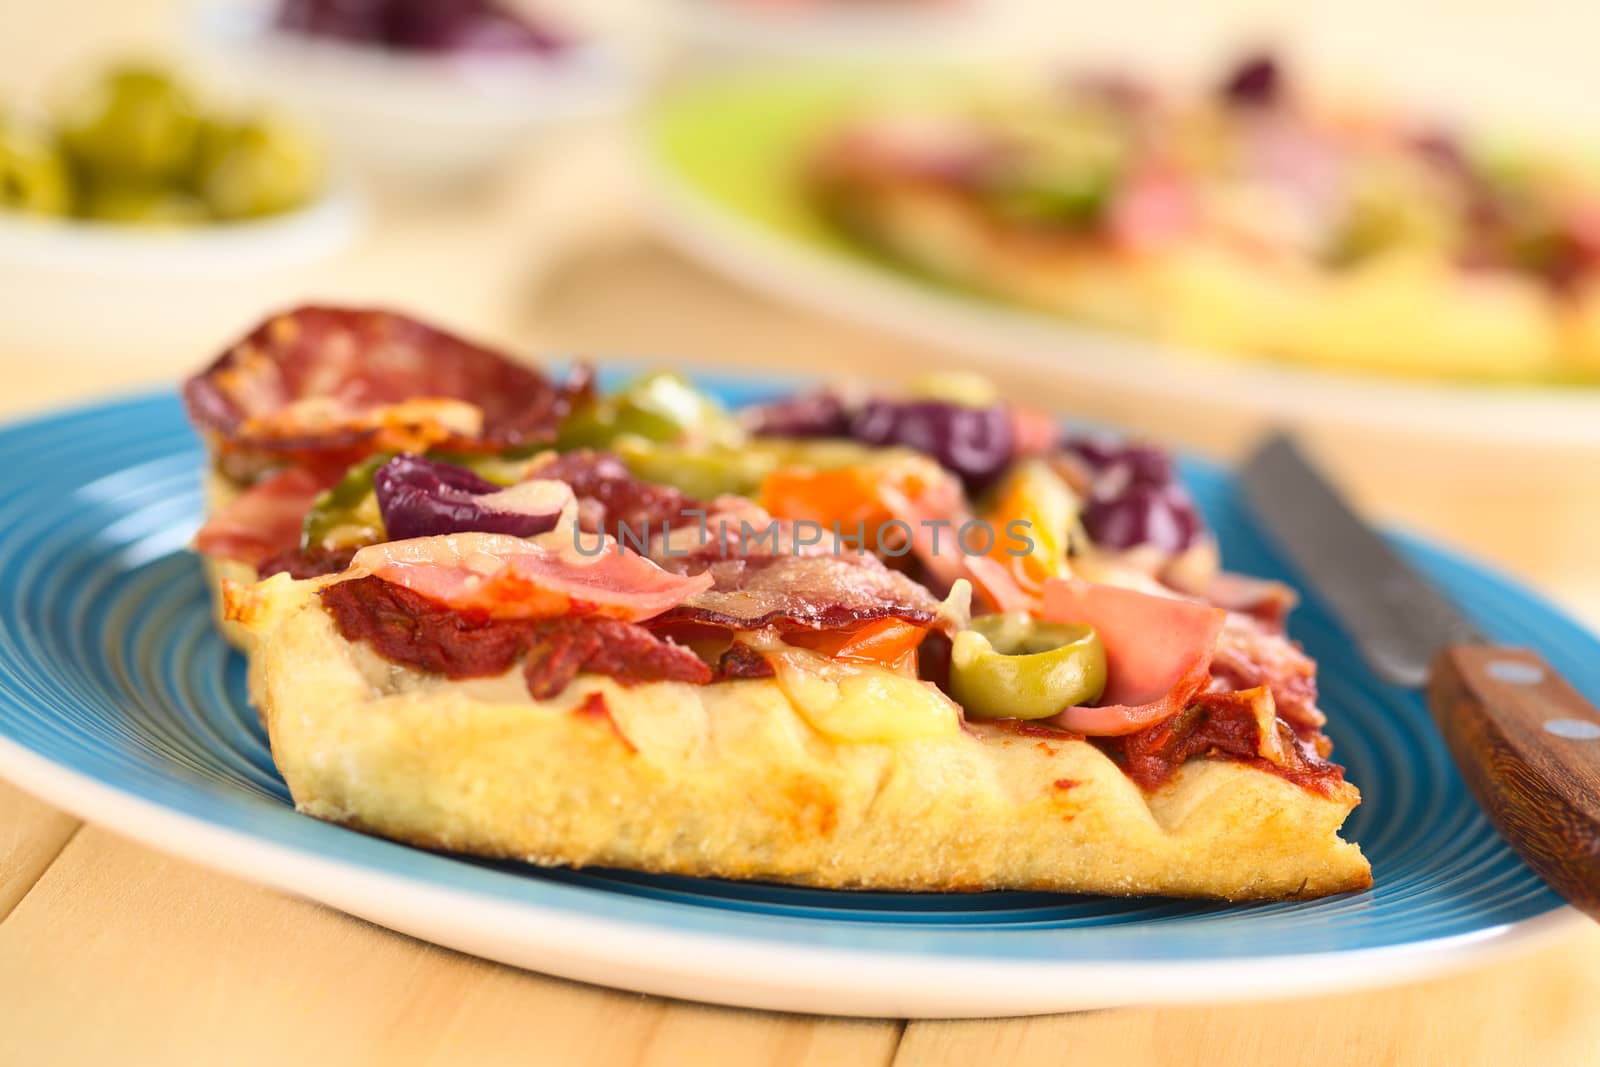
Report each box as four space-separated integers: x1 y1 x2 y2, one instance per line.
0 733 1580 1019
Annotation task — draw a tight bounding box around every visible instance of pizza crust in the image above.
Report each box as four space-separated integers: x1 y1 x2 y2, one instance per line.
234 573 1371 900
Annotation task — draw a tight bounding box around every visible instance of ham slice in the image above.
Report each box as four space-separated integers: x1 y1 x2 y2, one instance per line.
193 465 336 566
1038 577 1226 736
1008 404 1060 456
874 475 1032 614
1187 570 1298 631
1109 164 1196 251
348 531 712 623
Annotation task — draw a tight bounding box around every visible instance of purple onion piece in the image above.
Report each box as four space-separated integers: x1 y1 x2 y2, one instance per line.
386 0 564 53
1063 436 1173 484
1060 434 1123 470
1220 52 1283 107
849 399 1015 488
374 455 564 541
743 389 853 439
277 0 564 53
275 0 389 41
1061 434 1205 552
437 13 565 54
1081 484 1204 553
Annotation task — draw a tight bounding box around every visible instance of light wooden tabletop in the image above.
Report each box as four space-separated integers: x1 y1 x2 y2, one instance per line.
4 2 1600 1064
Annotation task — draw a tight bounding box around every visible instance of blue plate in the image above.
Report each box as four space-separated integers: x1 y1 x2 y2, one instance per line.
0 384 1585 1018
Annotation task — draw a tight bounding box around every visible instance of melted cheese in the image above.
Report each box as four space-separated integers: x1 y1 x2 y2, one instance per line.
765 645 960 743
243 396 486 452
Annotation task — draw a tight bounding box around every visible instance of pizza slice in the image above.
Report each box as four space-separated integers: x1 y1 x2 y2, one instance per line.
188 309 1370 899
183 305 590 642
810 53 1600 381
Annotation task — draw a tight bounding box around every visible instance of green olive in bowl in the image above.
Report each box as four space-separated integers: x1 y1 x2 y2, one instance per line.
58 65 201 183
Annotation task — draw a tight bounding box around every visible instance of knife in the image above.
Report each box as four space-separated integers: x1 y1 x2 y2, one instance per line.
1240 433 1600 920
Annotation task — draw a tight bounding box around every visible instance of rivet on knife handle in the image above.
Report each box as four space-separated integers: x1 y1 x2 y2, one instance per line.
1427 644 1600 921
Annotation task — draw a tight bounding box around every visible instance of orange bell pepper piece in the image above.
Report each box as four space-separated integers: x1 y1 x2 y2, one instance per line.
784 618 929 673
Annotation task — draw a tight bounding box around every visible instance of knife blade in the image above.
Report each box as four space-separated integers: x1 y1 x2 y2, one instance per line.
1239 435 1481 687
1239 432 1600 920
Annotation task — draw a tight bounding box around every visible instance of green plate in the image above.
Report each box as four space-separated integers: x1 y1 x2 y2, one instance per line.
648 67 906 258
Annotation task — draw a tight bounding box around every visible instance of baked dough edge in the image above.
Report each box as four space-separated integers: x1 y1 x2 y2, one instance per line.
236 573 1372 900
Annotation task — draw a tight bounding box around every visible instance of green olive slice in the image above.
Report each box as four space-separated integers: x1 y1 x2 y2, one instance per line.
949 613 1106 721
0 125 72 216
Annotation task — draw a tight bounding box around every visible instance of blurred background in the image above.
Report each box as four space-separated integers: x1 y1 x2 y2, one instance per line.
2 0 1599 626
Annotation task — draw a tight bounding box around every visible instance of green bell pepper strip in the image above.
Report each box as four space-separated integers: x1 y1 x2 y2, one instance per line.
300 453 392 550
613 437 776 499
556 371 737 451
423 450 545 487
613 437 897 500
949 613 1107 721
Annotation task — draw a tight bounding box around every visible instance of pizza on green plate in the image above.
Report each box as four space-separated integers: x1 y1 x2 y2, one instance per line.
810 54 1600 382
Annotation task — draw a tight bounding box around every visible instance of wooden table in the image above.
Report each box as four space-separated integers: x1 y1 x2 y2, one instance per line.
5 2 1600 1063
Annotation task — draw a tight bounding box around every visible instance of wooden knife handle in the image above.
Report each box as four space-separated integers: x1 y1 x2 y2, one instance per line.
1427 644 1600 920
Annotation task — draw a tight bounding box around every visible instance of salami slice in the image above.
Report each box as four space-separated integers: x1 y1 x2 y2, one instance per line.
184 306 587 469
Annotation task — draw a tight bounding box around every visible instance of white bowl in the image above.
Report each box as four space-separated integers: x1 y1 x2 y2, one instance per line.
0 182 363 363
189 1 638 186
